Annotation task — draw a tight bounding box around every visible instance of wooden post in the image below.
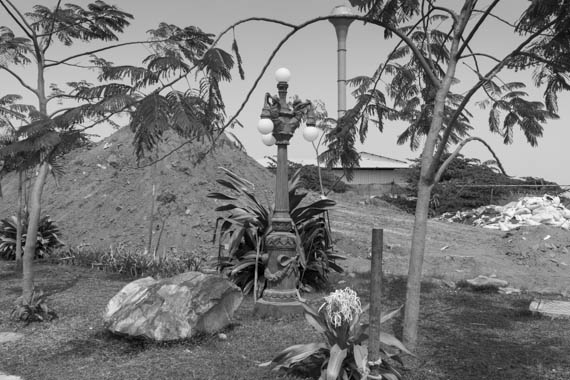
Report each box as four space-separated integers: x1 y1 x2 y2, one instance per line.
368 228 383 361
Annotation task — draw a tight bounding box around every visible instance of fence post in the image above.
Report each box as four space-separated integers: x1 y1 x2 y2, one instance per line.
368 228 383 362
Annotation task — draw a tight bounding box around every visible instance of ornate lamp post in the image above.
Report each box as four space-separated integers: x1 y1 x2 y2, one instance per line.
254 68 318 317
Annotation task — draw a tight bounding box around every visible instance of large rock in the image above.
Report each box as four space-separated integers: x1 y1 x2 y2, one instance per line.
103 271 243 341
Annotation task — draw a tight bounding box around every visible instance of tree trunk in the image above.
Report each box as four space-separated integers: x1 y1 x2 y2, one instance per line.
401 2 471 346
14 170 24 272
21 162 49 303
402 181 433 349
146 161 157 256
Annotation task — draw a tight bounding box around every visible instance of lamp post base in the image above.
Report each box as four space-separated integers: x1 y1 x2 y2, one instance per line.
253 298 304 318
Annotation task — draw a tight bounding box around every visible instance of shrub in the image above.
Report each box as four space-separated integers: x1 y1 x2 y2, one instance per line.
387 154 562 216
50 245 206 279
11 289 57 323
209 167 344 294
266 158 348 194
260 288 412 379
0 214 64 260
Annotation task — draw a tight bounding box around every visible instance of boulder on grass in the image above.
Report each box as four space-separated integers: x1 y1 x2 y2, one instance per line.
103 271 243 341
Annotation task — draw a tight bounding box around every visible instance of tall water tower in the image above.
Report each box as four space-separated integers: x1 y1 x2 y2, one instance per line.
329 5 355 118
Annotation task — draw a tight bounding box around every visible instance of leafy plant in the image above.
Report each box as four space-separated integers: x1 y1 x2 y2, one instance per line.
260 288 412 380
208 167 343 294
0 214 64 260
50 245 205 279
11 289 57 323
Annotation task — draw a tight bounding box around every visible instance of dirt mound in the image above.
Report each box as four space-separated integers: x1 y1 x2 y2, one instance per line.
0 127 275 257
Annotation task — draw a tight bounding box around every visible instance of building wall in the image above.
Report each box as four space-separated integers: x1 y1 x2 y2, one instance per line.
331 168 409 185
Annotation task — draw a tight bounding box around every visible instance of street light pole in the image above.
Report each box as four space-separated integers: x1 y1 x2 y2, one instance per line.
254 68 316 317
329 5 355 118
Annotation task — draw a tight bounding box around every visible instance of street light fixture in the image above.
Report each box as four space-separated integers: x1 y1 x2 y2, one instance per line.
254 67 316 317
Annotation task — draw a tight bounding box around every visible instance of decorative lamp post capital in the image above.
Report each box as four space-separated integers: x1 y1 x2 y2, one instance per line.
259 72 315 145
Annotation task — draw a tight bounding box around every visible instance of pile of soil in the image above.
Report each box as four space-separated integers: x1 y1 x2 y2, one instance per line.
0 127 275 257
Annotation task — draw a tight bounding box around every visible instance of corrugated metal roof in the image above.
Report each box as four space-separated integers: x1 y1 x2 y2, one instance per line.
255 152 410 169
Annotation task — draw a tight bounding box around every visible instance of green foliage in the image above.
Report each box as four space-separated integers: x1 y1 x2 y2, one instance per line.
266 158 347 194
208 167 343 294
11 289 57 323
0 214 64 260
476 82 558 146
323 1 567 182
0 1 136 170
387 154 561 215
90 22 240 162
260 288 411 379
50 245 205 279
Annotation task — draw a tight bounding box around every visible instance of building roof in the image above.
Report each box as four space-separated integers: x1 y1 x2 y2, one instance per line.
356 152 410 169
255 152 410 170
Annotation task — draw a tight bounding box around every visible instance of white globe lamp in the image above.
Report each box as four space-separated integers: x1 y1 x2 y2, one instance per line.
302 126 319 142
257 118 274 135
275 67 291 83
262 134 276 146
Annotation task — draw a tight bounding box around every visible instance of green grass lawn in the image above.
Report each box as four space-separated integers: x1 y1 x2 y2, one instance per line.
1 262 569 380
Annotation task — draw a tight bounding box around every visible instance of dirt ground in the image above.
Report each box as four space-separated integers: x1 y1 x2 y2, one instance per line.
327 193 570 297
0 127 568 296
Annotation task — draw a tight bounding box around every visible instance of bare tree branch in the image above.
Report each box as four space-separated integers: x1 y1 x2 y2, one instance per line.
44 59 99 69
431 16 559 178
45 40 159 68
457 0 500 57
210 17 296 48
460 52 501 62
0 65 37 94
434 136 507 183
421 0 475 181
0 0 34 40
421 0 437 74
42 0 63 54
514 51 570 72
472 8 516 28
428 3 459 24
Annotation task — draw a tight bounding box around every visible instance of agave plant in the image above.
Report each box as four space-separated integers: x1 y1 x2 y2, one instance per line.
0 214 64 260
208 167 343 294
260 288 412 380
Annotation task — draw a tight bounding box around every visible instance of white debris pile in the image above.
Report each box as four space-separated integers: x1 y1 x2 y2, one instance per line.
439 194 570 231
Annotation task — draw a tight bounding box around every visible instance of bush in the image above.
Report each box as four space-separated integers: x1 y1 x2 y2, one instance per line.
266 158 347 194
11 289 57 323
50 245 206 279
386 154 562 216
0 214 64 260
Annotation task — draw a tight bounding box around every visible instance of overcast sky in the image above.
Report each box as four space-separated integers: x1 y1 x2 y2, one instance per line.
2 0 569 185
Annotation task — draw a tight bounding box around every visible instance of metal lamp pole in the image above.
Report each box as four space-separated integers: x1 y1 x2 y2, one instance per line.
254 68 317 317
